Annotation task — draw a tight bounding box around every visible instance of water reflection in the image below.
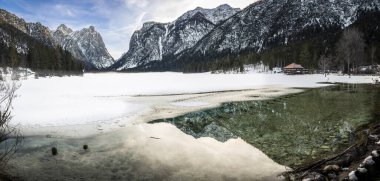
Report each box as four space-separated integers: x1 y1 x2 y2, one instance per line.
152 84 380 167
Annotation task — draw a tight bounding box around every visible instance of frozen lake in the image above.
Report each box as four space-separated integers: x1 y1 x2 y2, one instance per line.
4 72 376 181
12 72 373 127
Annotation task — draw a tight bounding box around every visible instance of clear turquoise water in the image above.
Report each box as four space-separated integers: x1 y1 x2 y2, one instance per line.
152 84 380 167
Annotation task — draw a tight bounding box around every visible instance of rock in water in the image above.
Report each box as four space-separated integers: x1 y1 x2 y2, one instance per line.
362 156 376 168
371 150 380 166
51 147 58 156
301 172 325 181
323 164 340 173
355 167 368 180
348 171 358 181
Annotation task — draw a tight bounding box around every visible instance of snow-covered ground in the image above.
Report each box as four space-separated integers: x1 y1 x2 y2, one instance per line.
12 72 374 127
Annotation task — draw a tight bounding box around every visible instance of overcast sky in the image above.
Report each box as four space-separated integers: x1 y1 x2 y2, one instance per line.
0 0 255 59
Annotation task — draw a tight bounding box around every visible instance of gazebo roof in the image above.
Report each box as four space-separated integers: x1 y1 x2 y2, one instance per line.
284 63 303 69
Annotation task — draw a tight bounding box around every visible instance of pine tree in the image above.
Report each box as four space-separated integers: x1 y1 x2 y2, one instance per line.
299 43 311 66
9 47 18 67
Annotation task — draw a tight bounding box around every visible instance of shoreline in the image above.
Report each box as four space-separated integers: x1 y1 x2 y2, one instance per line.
284 122 380 180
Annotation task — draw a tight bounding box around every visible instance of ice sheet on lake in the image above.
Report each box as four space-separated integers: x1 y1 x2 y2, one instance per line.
11 72 373 126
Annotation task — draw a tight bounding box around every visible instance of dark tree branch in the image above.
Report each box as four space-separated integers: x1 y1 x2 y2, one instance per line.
0 81 22 168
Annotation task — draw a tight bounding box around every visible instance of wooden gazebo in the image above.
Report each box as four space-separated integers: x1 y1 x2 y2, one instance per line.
283 63 306 74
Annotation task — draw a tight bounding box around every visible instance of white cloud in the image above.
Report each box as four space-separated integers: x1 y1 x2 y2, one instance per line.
54 4 75 17
126 0 149 8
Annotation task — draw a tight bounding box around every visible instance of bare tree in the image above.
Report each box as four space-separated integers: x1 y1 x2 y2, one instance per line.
336 28 366 76
0 81 21 168
318 55 332 77
370 44 377 66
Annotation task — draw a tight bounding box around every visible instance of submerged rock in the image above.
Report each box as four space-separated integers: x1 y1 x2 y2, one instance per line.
51 147 58 156
301 172 325 181
180 122 237 142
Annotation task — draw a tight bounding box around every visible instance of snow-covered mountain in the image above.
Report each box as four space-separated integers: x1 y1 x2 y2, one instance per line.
178 0 380 62
53 25 115 69
111 4 240 70
0 9 114 70
113 0 380 71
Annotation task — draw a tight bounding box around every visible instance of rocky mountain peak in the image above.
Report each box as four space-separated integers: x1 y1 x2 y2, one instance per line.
216 4 233 10
194 7 203 11
89 25 95 31
57 24 73 35
53 24 115 69
142 22 162 31
176 4 240 24
191 11 207 19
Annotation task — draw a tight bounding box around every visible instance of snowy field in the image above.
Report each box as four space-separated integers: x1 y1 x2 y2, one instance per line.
12 72 374 127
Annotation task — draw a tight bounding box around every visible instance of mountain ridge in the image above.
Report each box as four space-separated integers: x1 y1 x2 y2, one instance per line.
122 0 380 72
111 4 240 70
